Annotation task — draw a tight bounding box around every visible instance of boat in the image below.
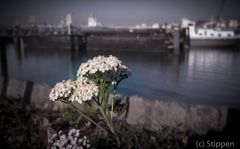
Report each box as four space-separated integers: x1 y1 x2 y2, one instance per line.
181 0 240 47
188 22 240 47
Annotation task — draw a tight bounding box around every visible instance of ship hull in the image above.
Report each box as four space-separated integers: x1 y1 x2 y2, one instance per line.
190 38 240 47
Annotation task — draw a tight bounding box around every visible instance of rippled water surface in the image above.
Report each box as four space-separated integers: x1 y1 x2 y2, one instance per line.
4 45 240 107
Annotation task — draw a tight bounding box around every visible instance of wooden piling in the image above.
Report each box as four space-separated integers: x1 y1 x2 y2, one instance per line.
77 35 87 52
172 31 180 55
0 43 8 78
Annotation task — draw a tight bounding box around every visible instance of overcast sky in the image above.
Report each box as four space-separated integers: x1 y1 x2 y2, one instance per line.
0 0 240 26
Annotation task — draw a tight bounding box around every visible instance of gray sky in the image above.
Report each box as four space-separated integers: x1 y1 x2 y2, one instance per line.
0 0 240 26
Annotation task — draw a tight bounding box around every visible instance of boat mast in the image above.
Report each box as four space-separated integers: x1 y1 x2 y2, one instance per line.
216 0 226 21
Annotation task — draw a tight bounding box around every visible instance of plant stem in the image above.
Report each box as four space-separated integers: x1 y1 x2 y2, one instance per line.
68 102 108 134
111 90 116 119
99 106 114 133
99 106 120 146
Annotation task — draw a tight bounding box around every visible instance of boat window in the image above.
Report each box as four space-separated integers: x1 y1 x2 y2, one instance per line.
199 33 202 36
227 34 232 37
218 34 221 37
210 34 214 36
204 31 207 35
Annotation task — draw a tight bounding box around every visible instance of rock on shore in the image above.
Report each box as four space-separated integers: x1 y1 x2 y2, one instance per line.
1 77 228 135
127 95 228 135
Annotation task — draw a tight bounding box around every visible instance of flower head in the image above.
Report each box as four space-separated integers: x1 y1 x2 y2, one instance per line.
69 76 99 104
77 55 131 85
49 80 75 101
77 55 122 76
49 128 90 149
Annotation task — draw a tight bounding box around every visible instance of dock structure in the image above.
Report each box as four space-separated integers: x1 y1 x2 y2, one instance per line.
0 26 176 52
0 26 87 51
164 28 190 54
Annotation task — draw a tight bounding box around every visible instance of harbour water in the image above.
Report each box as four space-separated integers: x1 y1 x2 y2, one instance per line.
3 45 240 108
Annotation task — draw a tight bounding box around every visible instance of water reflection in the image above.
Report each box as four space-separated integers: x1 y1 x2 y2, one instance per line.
185 48 240 106
4 45 240 108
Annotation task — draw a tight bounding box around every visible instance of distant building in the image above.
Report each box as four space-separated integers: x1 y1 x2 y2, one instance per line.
216 19 226 28
162 23 172 30
172 22 180 30
141 23 147 28
57 20 65 28
181 17 194 28
134 25 141 29
133 23 150 29
229 20 238 28
88 14 97 27
152 23 159 29
65 13 72 35
65 13 72 26
28 16 37 26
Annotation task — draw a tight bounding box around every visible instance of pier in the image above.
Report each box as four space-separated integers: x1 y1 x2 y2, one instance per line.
0 26 185 52
0 26 87 51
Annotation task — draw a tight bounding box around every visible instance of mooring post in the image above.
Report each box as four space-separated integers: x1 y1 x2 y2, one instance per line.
77 35 87 52
172 31 180 55
183 28 190 49
0 42 8 78
16 37 24 61
70 35 75 50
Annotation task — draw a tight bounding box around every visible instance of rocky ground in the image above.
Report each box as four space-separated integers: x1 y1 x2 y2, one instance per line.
0 97 46 148
0 96 239 149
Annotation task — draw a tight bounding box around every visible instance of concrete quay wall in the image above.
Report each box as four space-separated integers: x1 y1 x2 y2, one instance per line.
127 96 227 135
0 77 227 135
0 77 65 110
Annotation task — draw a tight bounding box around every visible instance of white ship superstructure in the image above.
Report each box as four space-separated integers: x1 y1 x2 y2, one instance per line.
188 22 237 40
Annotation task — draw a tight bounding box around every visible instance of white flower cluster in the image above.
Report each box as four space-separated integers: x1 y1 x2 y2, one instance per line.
69 76 99 104
49 128 90 149
77 55 130 84
49 77 99 104
49 55 130 104
49 80 75 101
77 55 127 76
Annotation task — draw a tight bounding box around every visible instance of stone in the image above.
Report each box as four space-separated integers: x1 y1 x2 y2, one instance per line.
30 83 66 110
127 96 187 130
126 95 228 135
6 79 26 98
126 96 146 125
185 105 228 135
149 100 187 131
31 83 51 109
